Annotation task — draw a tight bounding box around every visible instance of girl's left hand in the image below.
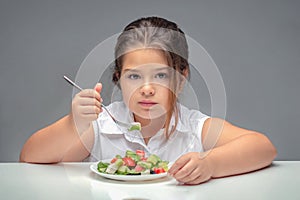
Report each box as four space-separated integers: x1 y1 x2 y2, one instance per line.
168 152 214 185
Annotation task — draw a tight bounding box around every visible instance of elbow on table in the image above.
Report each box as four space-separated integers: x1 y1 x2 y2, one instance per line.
258 133 278 165
19 144 33 163
19 149 38 163
19 150 26 163
19 146 60 164
269 143 278 164
19 153 60 164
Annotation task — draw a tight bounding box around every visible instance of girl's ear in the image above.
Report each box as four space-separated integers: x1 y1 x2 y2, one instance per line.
182 68 189 78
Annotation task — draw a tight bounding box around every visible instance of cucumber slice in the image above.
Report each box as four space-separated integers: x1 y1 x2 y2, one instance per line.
157 161 169 171
97 162 109 172
137 161 152 169
116 166 130 175
105 159 123 174
147 154 161 165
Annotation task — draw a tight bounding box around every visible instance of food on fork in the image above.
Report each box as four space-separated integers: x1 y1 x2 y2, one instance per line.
128 122 142 131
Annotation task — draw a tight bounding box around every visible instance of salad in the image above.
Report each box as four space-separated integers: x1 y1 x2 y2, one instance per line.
97 150 169 175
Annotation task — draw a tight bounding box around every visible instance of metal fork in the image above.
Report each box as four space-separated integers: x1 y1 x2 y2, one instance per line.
63 75 141 131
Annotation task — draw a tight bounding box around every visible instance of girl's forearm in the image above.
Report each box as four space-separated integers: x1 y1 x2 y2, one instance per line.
19 115 81 163
206 132 277 178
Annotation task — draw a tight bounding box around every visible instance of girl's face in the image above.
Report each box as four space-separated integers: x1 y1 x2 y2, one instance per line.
120 49 173 122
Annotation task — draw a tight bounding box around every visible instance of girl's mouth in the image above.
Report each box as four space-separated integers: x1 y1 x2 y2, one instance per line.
138 100 157 107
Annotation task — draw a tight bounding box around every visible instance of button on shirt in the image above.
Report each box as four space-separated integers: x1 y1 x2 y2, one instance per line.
85 101 209 162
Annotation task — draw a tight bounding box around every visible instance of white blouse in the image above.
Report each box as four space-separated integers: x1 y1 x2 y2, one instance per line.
86 101 209 162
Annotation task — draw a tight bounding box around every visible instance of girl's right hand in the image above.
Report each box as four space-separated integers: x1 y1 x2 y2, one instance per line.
70 83 103 134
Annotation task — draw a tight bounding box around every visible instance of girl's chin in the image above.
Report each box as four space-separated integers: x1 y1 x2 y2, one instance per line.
133 111 167 120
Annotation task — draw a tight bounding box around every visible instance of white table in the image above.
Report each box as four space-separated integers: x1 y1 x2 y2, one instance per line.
1 161 299 200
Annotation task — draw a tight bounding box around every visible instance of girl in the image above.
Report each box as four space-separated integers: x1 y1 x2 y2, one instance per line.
20 16 277 185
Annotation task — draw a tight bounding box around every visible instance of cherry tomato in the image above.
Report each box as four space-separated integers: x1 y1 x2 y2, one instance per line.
153 167 165 174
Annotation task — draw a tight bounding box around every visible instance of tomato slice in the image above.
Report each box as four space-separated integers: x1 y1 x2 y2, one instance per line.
136 150 145 158
141 157 147 161
122 157 136 167
134 164 145 172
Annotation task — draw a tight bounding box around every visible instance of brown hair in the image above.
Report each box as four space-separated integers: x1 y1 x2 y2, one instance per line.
112 16 189 138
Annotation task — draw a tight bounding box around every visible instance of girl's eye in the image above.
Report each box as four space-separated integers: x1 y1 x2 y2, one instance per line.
155 73 168 79
127 74 141 80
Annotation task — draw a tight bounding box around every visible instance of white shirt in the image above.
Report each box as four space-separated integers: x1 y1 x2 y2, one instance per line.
86 101 209 162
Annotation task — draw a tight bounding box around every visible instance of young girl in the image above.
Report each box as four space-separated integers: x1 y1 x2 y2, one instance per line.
20 16 277 185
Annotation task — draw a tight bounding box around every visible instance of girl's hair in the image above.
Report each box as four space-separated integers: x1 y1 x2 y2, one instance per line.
112 16 189 138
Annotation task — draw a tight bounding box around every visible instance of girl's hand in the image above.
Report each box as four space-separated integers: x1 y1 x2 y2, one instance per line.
168 152 214 185
70 83 103 134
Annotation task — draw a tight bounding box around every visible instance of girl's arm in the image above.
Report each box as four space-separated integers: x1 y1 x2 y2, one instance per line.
201 118 277 177
20 84 103 163
19 115 93 163
168 118 277 184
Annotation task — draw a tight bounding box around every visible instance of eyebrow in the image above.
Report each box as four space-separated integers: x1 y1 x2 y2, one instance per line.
123 66 170 73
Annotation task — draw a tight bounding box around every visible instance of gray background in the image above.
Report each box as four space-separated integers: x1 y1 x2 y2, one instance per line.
1 0 299 162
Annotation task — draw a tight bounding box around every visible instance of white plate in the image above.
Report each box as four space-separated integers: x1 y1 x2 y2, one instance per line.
90 160 171 181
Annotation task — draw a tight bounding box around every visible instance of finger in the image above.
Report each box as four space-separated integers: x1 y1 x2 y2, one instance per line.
78 97 101 108
94 83 102 93
80 89 101 101
172 161 196 180
94 83 103 103
80 105 101 115
82 106 101 115
185 173 210 185
176 166 201 183
168 156 190 175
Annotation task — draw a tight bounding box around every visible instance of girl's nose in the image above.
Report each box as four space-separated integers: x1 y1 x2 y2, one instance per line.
139 83 155 96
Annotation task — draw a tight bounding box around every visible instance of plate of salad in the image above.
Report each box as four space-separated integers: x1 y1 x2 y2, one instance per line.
90 150 171 181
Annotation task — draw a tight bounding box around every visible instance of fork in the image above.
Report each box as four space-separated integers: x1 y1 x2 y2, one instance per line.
63 75 141 131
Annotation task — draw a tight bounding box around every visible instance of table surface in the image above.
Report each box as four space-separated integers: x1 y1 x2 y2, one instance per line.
1 161 299 200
